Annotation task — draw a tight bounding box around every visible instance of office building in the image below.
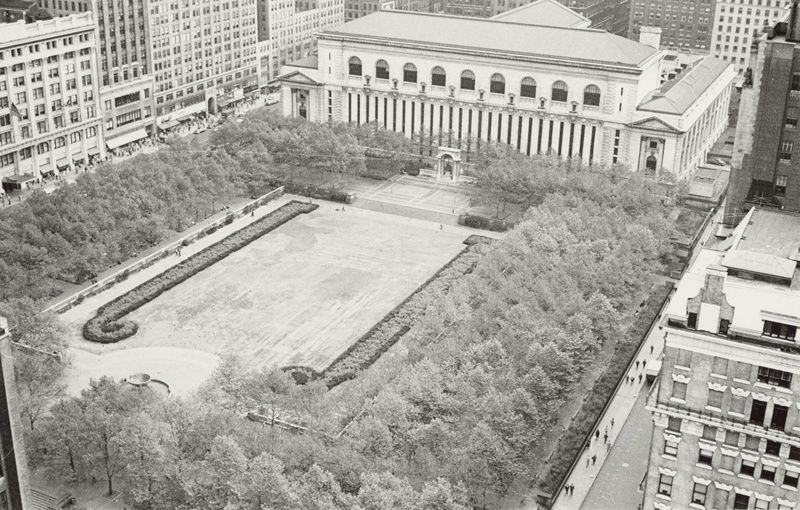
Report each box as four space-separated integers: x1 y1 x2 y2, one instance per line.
726 3 800 226
0 0 51 23
557 0 630 36
257 0 344 86
0 317 31 510
279 10 734 180
0 13 104 190
711 0 789 77
628 0 715 52
643 207 800 510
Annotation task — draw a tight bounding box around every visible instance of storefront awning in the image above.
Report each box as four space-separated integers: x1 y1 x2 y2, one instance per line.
88 148 100 157
2 173 37 185
175 113 194 122
106 128 148 149
158 119 179 130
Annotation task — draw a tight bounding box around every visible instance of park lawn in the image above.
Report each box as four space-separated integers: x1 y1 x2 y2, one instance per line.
111 202 468 370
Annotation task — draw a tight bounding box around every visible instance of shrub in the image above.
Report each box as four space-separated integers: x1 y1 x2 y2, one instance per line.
83 201 318 343
317 238 491 389
225 212 235 225
181 239 191 247
462 214 509 232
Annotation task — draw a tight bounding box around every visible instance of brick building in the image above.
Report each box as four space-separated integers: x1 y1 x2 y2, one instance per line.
628 0 715 52
556 0 630 36
642 207 800 510
726 3 800 226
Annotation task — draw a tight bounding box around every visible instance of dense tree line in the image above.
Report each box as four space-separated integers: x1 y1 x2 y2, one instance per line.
3 112 675 507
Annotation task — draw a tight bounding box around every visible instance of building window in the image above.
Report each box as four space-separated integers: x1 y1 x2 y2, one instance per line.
552 80 568 102
403 63 417 83
53 136 64 148
520 77 537 98
718 319 729 336
70 131 82 143
583 84 601 106
375 59 389 80
711 356 727 376
735 362 751 381
663 438 678 456
348 56 361 76
460 70 475 91
776 175 788 197
724 430 739 446
702 425 716 441
780 140 793 160
784 469 800 488
734 493 750 509
36 141 49 154
706 389 723 409
771 404 788 430
490 73 505 94
687 312 698 329
698 449 713 466
762 320 797 341
676 349 692 367
691 482 707 505
765 439 781 456
739 458 756 477
756 366 792 388
750 399 767 425
431 66 446 87
792 72 800 91
0 153 13 167
755 498 770 510
671 381 687 400
657 474 672 497
759 464 776 482
786 106 798 128
720 453 736 472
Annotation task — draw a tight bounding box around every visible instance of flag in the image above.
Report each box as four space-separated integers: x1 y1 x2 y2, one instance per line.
9 103 20 120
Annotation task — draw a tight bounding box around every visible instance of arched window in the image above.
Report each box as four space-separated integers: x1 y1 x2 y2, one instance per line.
490 73 505 94
403 63 417 83
645 155 657 175
375 59 389 80
348 56 362 76
583 84 601 106
520 77 537 98
37 141 49 154
431 66 446 87
551 80 568 102
460 70 475 90
54 136 65 148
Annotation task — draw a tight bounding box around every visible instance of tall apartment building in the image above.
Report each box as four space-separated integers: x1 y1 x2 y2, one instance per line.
0 317 31 510
711 0 789 77
557 0 630 36
257 0 343 86
343 0 393 20
628 0 715 52
0 13 104 189
726 4 800 226
37 0 89 17
642 206 800 510
149 0 259 121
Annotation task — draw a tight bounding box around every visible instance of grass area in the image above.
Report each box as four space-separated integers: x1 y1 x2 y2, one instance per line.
71 203 469 371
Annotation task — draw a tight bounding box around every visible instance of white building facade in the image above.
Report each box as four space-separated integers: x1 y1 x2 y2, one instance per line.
711 0 790 77
0 13 104 189
279 10 735 180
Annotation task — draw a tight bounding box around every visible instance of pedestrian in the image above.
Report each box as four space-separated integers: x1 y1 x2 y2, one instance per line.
586 457 590 468
643 360 647 369
251 211 254 218
440 224 443 230
638 373 643 383
635 360 640 370
603 432 608 444
569 484 574 495
606 441 612 452
650 344 654 354
595 430 600 439
564 486 569 496
611 418 615 428
591 454 597 465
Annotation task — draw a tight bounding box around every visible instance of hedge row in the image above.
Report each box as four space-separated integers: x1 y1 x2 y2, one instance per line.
461 214 510 232
540 282 674 493
271 180 350 203
316 236 492 389
83 201 318 343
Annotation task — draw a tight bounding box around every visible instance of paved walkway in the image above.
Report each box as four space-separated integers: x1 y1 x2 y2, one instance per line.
349 174 471 216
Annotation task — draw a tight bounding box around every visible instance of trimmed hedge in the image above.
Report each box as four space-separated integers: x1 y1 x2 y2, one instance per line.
271 180 349 203
83 201 318 343
540 282 674 493
462 214 510 232
316 237 492 389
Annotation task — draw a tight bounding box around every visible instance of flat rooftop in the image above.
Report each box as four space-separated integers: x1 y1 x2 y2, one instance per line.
0 12 93 46
490 0 591 28
321 10 659 69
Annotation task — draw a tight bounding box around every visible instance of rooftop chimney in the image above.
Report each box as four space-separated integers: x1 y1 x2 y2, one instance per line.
639 26 662 49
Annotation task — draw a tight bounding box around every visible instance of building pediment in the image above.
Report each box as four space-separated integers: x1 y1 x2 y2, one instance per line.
628 116 683 134
277 70 323 87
